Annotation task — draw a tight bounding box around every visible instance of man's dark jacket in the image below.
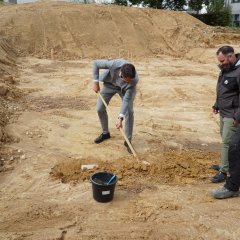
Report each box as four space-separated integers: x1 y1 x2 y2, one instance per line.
213 54 240 121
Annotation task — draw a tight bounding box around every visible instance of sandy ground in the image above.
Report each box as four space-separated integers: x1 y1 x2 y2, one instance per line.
1 51 240 240
1 3 240 239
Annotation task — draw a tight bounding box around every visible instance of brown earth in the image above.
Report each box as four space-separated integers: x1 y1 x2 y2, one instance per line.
0 38 21 151
0 2 213 59
1 2 240 240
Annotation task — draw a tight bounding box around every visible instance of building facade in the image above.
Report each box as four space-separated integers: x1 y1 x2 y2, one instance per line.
4 0 17 3
225 0 240 26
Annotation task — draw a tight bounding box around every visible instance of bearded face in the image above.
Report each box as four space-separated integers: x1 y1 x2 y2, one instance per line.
217 52 236 72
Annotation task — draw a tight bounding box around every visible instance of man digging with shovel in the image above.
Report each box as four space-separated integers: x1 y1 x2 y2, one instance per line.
92 59 139 154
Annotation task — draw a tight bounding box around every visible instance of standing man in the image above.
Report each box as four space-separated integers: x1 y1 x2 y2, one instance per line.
212 127 240 199
211 46 240 183
92 59 139 154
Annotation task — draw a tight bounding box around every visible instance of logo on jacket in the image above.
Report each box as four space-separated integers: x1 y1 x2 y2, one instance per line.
224 80 228 85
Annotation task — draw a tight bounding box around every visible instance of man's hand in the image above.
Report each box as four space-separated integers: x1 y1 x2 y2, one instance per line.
233 119 240 126
93 82 100 93
212 108 219 114
116 118 123 129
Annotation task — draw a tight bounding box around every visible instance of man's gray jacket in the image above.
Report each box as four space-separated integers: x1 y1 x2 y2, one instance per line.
213 54 240 121
93 59 139 118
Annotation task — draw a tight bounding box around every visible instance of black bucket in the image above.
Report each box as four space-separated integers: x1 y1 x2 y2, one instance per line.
90 172 117 203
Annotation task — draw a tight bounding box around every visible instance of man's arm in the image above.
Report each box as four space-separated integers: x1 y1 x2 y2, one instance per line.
92 60 114 81
212 102 219 114
234 77 240 123
92 60 114 93
234 106 240 122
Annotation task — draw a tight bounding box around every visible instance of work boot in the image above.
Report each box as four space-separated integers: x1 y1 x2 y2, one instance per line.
211 172 227 183
211 165 220 171
124 141 133 154
211 187 239 199
94 132 110 144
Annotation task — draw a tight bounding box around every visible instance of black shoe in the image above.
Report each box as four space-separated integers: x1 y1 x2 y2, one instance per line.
211 165 220 171
94 133 110 144
211 172 227 183
124 141 133 154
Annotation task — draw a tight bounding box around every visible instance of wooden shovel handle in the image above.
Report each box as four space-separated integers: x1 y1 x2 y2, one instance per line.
98 92 138 159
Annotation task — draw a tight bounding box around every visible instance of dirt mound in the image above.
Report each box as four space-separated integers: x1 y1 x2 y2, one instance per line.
0 38 17 79
209 26 240 47
50 149 219 188
0 38 20 171
0 2 213 59
0 38 19 135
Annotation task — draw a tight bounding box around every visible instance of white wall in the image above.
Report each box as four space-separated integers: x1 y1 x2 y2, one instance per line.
231 2 240 15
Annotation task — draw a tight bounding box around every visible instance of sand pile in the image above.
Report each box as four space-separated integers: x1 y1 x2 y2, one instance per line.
0 2 213 60
0 38 20 144
50 149 219 187
0 38 17 80
211 26 240 45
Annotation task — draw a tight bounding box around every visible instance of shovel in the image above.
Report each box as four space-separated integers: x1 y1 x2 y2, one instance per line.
98 92 140 161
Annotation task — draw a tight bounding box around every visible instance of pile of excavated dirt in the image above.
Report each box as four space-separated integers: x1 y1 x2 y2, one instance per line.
0 2 239 62
0 38 19 134
0 38 21 171
50 149 219 188
211 26 240 45
0 2 214 60
0 38 18 87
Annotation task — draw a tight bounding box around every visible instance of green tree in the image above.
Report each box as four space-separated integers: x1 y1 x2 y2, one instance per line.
114 0 128 6
207 0 232 26
129 0 164 9
191 0 232 26
206 0 224 13
188 0 204 13
164 0 186 10
128 0 186 9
